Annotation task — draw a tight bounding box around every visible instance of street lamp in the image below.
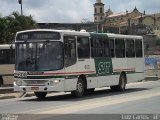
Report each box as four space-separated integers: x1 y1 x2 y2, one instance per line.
18 0 23 15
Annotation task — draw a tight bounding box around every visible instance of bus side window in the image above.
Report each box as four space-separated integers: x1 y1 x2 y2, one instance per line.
109 39 115 57
91 38 109 58
104 38 109 57
126 40 135 58
77 37 90 59
115 39 125 58
9 46 15 64
0 49 10 64
135 40 143 57
64 36 77 67
91 38 95 57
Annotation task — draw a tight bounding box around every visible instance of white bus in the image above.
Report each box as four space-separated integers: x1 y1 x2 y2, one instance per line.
0 44 15 86
14 29 144 99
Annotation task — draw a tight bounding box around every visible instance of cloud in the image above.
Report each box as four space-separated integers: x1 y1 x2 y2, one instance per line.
24 0 93 23
0 0 160 23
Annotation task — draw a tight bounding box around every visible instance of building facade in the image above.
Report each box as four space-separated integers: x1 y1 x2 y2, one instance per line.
94 0 160 35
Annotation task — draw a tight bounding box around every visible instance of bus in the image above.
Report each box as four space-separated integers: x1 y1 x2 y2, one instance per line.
14 29 144 99
0 44 15 86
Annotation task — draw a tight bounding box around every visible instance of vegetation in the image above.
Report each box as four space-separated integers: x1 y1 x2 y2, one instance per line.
0 12 37 44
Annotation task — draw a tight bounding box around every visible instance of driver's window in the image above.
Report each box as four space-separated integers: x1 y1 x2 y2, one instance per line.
64 36 76 67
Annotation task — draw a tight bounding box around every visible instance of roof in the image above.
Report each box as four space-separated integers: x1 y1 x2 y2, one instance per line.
107 11 132 18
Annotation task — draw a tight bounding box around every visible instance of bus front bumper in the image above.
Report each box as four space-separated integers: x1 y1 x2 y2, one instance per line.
14 82 65 92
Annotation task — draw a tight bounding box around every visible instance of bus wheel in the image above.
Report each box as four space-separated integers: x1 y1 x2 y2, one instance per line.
0 76 3 87
71 78 84 97
34 92 47 99
111 74 126 92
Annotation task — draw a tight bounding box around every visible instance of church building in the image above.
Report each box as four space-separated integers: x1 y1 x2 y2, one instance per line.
94 0 160 35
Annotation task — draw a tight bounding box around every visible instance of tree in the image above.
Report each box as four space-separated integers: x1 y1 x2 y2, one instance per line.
0 12 37 44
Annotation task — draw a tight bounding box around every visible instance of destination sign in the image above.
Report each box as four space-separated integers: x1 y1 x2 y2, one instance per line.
16 31 61 41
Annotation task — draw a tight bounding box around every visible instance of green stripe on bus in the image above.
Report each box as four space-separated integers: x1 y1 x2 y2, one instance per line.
90 33 109 39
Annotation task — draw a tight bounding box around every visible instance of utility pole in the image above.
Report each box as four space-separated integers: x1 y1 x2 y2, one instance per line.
18 0 23 15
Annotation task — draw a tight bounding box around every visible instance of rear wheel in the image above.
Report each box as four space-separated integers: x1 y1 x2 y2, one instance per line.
34 92 47 99
111 74 126 91
71 78 84 97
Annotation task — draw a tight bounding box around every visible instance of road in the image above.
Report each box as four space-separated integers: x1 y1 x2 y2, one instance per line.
0 80 160 117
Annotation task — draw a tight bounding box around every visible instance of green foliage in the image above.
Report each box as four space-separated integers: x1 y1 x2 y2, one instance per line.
0 12 37 44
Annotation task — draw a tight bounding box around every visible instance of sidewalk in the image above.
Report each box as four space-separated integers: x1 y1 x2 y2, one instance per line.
0 87 34 100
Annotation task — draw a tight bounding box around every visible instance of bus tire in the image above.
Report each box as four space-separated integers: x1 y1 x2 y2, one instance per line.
0 76 3 87
34 92 47 99
71 78 84 98
111 73 126 91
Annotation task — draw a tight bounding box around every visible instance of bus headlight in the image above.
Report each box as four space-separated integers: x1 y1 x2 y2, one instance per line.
15 80 23 86
50 80 60 86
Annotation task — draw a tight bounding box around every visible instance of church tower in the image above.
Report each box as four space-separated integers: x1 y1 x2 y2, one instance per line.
94 0 105 23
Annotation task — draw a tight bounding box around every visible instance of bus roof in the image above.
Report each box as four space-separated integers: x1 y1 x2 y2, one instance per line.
106 33 143 39
16 29 90 36
16 29 143 40
89 32 142 39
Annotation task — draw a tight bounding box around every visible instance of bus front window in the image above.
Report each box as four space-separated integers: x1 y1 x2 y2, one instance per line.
15 42 63 71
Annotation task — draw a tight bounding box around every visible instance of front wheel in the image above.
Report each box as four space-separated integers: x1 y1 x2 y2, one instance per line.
71 78 84 98
34 92 47 99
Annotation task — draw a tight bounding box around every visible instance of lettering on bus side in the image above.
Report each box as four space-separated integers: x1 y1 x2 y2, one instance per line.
94 58 113 76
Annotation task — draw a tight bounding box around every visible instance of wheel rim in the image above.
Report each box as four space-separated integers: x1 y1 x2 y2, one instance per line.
77 82 83 93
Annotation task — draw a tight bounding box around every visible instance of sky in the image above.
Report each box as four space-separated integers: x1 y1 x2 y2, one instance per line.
0 0 160 23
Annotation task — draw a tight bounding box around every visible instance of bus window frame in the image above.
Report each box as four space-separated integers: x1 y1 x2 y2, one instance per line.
77 36 90 59
63 35 77 67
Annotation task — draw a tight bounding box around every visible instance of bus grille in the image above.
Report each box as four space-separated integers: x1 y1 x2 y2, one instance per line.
24 80 47 86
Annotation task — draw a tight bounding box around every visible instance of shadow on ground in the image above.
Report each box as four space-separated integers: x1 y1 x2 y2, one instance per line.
21 87 150 102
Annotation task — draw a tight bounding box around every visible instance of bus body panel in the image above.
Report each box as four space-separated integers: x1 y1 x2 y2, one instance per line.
0 44 15 86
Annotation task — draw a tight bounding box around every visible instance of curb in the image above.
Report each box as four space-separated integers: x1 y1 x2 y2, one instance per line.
0 92 35 100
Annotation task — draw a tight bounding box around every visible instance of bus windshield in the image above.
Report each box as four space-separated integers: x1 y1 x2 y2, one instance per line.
15 41 63 71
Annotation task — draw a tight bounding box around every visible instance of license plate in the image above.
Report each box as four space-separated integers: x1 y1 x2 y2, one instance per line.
31 87 39 91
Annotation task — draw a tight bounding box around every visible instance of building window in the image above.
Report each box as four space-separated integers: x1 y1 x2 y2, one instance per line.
95 17 97 20
100 7 103 13
100 17 103 20
95 8 97 14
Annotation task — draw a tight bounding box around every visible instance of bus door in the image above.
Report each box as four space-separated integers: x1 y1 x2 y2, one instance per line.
76 36 97 88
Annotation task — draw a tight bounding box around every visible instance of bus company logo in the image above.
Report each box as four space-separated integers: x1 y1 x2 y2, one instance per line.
17 72 27 78
98 62 111 75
